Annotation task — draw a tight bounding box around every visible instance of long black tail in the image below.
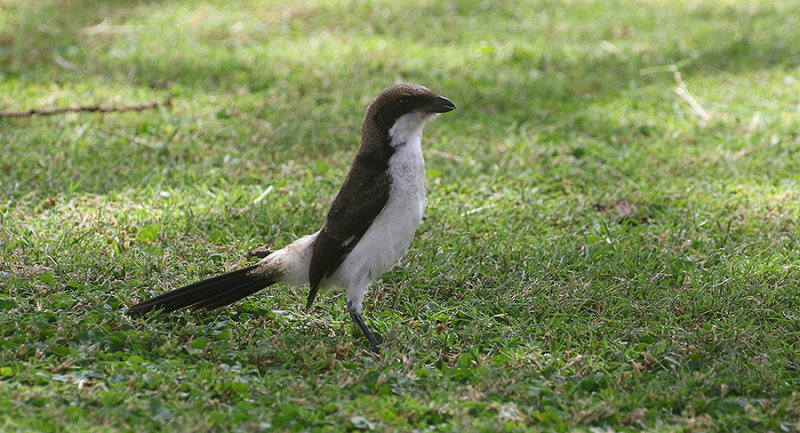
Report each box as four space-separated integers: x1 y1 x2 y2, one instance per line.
128 265 275 313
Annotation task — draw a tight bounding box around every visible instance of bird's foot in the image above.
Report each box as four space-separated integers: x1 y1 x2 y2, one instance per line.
349 310 381 354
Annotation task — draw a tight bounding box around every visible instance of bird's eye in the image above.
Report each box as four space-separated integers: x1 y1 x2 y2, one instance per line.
398 97 410 105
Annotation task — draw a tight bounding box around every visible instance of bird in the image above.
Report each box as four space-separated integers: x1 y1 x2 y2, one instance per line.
128 83 456 352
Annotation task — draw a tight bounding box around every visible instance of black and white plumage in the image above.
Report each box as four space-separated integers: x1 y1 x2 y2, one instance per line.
129 83 456 352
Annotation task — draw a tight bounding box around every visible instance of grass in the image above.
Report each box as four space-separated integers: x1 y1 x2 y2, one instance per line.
1 0 799 431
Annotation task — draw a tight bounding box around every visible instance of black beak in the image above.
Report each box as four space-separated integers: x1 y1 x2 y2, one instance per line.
427 96 456 113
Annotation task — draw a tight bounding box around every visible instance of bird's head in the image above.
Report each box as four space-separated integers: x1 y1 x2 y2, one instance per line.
361 83 456 152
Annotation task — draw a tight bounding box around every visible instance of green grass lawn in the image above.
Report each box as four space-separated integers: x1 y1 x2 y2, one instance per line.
2 0 799 431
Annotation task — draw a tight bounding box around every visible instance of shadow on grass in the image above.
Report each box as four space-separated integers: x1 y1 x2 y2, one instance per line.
4 1 798 104
1 0 799 197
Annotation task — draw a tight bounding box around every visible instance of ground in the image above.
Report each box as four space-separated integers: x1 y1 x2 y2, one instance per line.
1 0 799 431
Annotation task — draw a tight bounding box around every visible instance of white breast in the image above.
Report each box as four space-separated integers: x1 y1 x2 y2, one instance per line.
266 111 436 298
328 112 429 290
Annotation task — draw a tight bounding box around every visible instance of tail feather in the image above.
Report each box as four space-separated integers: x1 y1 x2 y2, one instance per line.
190 279 271 310
128 265 275 313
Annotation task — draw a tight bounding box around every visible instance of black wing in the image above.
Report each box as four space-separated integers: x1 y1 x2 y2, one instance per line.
307 159 392 308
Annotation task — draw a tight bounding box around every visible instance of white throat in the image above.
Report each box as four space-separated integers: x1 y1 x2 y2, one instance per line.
388 112 439 149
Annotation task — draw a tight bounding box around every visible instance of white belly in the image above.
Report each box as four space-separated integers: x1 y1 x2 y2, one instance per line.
265 111 431 295
329 127 427 290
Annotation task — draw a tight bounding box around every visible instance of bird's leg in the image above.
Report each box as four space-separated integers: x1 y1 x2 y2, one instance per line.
347 299 380 353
